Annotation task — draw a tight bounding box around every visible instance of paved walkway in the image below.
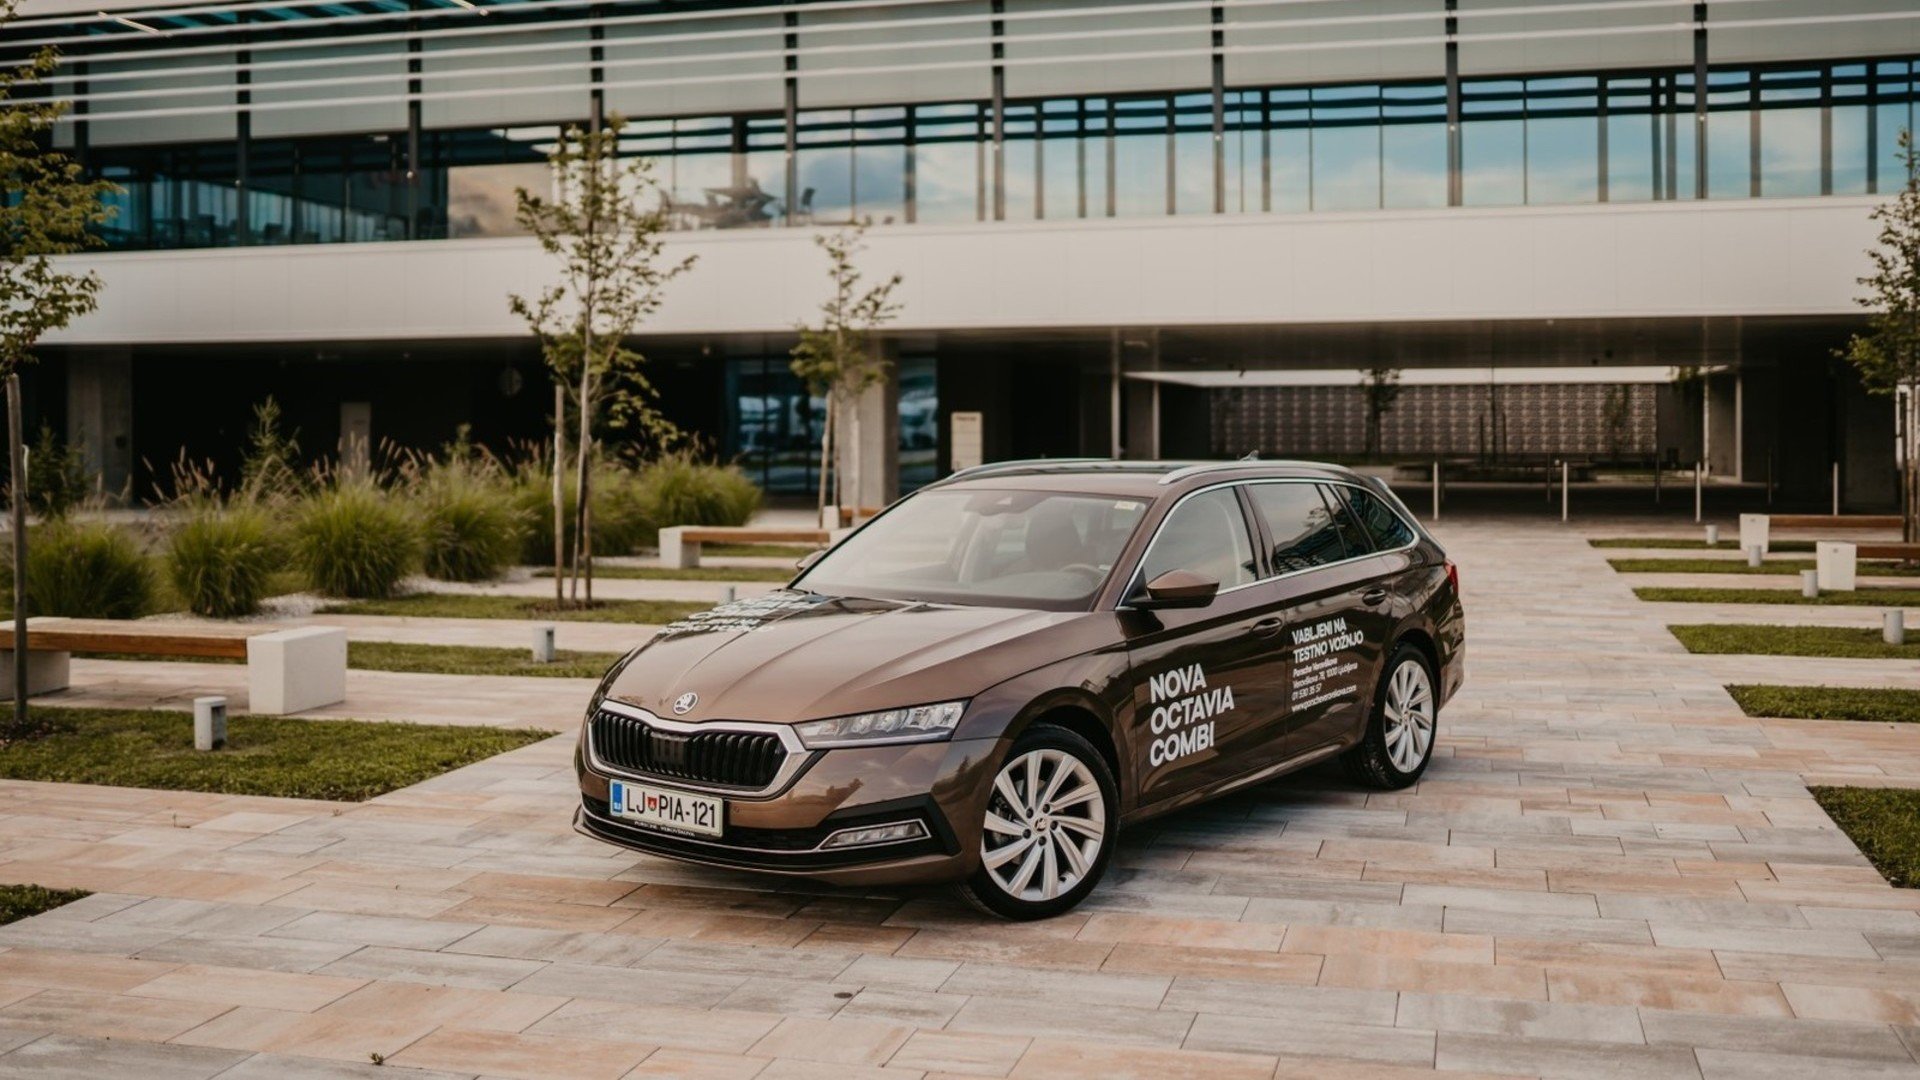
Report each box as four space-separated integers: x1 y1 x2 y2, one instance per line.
0 522 1915 1078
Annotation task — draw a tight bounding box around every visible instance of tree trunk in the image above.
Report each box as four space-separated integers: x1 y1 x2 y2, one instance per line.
552 381 566 607
846 396 862 521
575 356 594 606
8 375 26 739
815 400 834 528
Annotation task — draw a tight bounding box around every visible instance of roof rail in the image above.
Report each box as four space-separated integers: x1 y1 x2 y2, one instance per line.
939 457 1116 483
1156 458 1327 485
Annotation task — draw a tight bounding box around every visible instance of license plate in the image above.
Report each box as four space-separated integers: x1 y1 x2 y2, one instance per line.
608 780 724 838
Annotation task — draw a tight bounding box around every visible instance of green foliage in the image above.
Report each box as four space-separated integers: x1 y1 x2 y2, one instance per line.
7 520 153 619
414 452 527 583
0 883 87 926
1728 684 1920 724
1668 623 1920 660
532 563 791 583
506 455 649 564
790 223 903 511
292 480 419 599
166 500 281 618
1809 786 1920 889
1361 367 1401 457
1637 585 1920 607
318 592 704 624
348 640 623 680
238 396 304 503
24 424 90 518
630 452 762 543
0 706 547 802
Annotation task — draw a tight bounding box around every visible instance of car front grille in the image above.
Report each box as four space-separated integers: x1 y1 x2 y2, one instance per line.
589 709 788 790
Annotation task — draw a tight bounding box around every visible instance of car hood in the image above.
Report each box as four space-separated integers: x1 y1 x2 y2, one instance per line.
601 590 1109 723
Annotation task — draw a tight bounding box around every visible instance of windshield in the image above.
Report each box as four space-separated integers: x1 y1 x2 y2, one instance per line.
794 488 1150 610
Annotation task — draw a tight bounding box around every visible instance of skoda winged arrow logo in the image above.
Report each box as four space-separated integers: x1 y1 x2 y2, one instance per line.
671 692 698 715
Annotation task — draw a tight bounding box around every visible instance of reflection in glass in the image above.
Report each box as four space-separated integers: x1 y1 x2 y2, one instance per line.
1707 70 1752 199
915 104 984 224
1758 69 1821 197
1875 62 1915 194
1382 83 1446 209
1113 97 1168 217
1526 77 1598 205
1312 84 1380 211
1461 80 1523 207
1173 93 1213 215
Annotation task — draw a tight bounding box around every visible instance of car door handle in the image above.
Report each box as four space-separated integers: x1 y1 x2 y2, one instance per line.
1250 617 1286 638
1361 588 1389 606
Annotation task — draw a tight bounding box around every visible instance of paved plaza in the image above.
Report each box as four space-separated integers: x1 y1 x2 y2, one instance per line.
0 520 1915 1078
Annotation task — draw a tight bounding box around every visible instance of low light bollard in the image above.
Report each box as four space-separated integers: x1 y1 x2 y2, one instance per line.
1887 611 1907 647
722 585 737 604
1746 546 1764 568
532 624 556 664
1705 524 1719 546
1801 569 1819 598
194 696 227 751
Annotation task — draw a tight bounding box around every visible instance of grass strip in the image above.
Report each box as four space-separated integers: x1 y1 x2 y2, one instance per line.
1809 787 1920 889
1727 684 1920 724
0 884 88 925
318 594 708 624
1610 558 1920 578
1636 586 1920 607
348 641 624 679
530 565 791 583
0 707 549 801
703 542 820 558
1589 538 1817 552
1668 624 1920 660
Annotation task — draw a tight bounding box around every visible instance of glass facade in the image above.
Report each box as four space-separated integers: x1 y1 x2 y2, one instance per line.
74 55 1920 251
724 355 938 496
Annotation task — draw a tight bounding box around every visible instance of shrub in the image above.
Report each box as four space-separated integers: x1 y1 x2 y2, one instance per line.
508 457 654 565
418 462 526 582
9 520 154 619
25 425 92 519
166 501 281 618
292 480 419 599
631 453 762 545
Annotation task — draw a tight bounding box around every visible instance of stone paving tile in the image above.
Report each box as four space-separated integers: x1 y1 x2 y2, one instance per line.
1694 1048 1920 1079
886 1029 1028 1076
1435 1032 1703 1080
1007 1037 1276 1080
313 945 545 990
1182 1011 1437 1067
211 1052 481 1079
387 1027 651 1080
125 963 368 1012
0 1033 248 1079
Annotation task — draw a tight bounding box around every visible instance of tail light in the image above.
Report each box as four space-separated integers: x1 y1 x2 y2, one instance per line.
1444 559 1459 597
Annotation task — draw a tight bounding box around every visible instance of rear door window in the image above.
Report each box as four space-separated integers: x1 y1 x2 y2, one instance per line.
1319 484 1374 556
1246 483 1350 573
1339 485 1416 551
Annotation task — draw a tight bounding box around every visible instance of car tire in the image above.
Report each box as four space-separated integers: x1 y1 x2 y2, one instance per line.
957 724 1118 921
1343 642 1438 790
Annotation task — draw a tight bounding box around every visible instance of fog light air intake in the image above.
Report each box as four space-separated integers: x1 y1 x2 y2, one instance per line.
818 820 930 850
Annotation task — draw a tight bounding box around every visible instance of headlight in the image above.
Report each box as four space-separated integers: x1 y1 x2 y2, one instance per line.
795 700 967 749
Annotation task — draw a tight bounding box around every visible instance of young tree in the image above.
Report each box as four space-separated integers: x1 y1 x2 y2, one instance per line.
510 117 694 604
1361 366 1401 459
790 224 902 523
1839 128 1920 541
0 7 116 736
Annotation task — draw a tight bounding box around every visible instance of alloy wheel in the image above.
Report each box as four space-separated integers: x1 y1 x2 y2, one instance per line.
1382 657 1435 773
980 747 1107 903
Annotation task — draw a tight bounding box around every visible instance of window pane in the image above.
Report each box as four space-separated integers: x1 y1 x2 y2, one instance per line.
1527 77 1599 205
1462 80 1524 206
1340 487 1415 550
1114 134 1167 217
1382 83 1447 209
1312 85 1380 211
1271 90 1310 214
1248 484 1346 573
915 103 983 224
1002 103 1038 221
1173 93 1213 215
1141 488 1256 588
1758 70 1821 198
1706 71 1752 199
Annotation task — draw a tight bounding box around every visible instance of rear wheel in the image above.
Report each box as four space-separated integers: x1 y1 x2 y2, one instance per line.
1343 643 1438 790
958 725 1117 920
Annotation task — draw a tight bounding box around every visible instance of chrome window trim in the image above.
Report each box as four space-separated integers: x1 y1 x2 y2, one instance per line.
1115 476 1420 610
586 699 814 798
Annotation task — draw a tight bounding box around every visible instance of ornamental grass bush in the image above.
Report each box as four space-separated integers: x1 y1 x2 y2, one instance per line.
292 479 419 599
166 500 282 618
9 520 155 619
630 452 762 545
416 458 527 583
508 456 655 565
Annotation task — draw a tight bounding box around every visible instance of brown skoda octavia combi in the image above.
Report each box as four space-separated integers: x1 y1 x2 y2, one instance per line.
576 460 1464 919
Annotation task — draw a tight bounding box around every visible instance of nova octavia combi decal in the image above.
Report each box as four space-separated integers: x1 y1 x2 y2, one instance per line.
575 460 1465 919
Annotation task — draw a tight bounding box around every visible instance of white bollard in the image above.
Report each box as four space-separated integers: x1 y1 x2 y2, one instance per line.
1738 513 1769 556
1560 460 1570 522
722 585 737 604
1885 610 1907 646
1693 462 1703 524
1432 459 1441 521
1816 541 1858 592
194 696 227 751
1801 569 1819 598
1746 546 1764 568
1705 524 1720 547
1833 462 1842 516
532 624 556 664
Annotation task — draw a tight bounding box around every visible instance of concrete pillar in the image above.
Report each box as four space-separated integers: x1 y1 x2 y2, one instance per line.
834 363 898 511
65 348 133 502
1706 370 1740 480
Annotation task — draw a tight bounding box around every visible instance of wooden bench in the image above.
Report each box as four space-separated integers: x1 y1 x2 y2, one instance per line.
658 526 836 569
1767 514 1905 530
0 617 347 715
1858 542 1920 562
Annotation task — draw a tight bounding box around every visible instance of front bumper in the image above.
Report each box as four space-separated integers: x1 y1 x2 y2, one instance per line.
575 733 1003 887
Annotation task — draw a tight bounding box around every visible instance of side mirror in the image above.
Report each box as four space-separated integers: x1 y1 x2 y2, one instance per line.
795 550 825 572
1133 569 1219 610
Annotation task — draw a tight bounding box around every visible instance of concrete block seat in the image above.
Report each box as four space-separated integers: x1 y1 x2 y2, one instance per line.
0 617 346 715
658 525 837 569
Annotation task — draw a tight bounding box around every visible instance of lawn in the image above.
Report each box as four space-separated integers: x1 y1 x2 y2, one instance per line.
1610 558 1920 578
531 565 792 583
0 707 550 801
704 542 820 558
0 884 88 925
1810 787 1920 889
318 594 709 624
1635 586 1920 607
349 641 625 679
1668 623 1920 660
1589 538 1817 552
1727 685 1920 724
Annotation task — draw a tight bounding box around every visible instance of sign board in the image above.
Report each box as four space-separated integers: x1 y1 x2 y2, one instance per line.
950 411 984 473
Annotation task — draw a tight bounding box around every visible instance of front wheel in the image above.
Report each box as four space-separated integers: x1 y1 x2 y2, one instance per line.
1343 643 1438 790
958 725 1117 920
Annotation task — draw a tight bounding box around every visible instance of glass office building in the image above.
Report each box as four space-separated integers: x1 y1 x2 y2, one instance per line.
10 0 1920 506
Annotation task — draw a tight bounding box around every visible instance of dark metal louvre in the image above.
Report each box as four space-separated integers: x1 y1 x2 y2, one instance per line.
591 710 786 790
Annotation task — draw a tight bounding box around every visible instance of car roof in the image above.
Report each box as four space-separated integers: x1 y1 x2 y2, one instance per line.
927 459 1369 499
